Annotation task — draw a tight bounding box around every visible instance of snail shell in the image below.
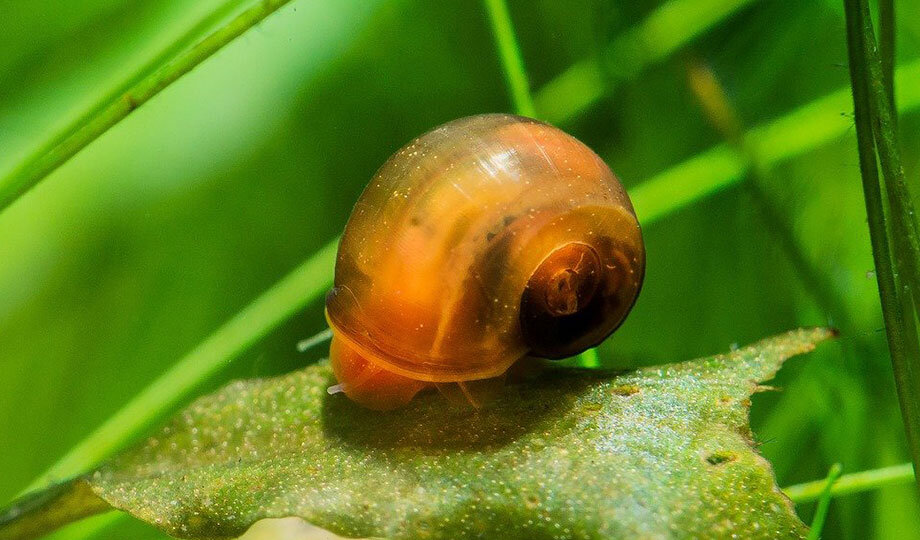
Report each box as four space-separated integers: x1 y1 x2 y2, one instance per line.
326 114 645 410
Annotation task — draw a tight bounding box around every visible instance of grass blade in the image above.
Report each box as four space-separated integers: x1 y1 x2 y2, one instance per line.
0 0 295 214
535 0 760 124
0 0 756 217
0 479 110 540
879 0 895 112
785 462 914 503
843 0 920 493
854 1 920 302
22 239 338 493
481 0 537 118
805 463 843 540
684 59 857 329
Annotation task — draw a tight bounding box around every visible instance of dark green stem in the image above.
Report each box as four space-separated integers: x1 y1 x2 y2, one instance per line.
856 1 920 304
843 0 920 494
879 0 895 113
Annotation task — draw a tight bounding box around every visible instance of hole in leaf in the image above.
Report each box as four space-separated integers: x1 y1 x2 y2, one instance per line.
705 451 737 466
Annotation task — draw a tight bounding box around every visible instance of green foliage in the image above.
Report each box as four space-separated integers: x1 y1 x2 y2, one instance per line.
1 329 833 539
1 1 920 538
0 0 295 211
843 0 920 493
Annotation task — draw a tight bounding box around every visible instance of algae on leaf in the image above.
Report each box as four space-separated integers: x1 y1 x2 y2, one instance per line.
0 328 835 539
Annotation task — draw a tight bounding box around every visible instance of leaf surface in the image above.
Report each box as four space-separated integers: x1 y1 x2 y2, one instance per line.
1 328 835 539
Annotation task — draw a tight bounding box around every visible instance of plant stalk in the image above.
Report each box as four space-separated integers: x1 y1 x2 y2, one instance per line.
784 462 914 503
0 0 295 213
805 463 843 540
842 0 920 494
481 0 537 118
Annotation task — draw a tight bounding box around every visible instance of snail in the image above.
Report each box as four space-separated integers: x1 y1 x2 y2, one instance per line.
325 114 645 410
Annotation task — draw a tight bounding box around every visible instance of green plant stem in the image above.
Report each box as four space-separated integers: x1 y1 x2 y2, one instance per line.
481 0 537 118
2 0 246 209
535 0 760 124
684 59 858 333
785 462 914 503
879 0 895 112
856 1 920 305
629 56 920 222
805 463 842 540
843 0 920 494
0 0 294 213
23 239 338 494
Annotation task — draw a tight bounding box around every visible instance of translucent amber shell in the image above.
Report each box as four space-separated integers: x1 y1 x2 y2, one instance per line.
326 114 644 390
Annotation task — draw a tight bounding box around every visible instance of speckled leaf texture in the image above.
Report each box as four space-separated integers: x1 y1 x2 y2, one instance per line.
1 328 836 540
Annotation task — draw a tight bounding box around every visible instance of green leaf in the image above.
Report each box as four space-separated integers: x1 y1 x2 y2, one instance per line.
1 328 835 539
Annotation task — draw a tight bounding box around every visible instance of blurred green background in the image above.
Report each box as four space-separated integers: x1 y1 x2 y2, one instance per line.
1 0 919 538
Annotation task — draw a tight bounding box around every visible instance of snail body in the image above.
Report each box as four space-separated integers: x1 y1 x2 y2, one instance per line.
326 114 645 410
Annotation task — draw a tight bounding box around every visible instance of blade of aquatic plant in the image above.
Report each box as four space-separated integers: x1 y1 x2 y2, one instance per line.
805 463 842 540
481 0 536 118
0 329 835 539
684 59 857 330
879 0 895 112
0 0 247 201
536 0 761 125
43 512 121 540
843 0 920 493
42 513 122 540
853 1 920 305
784 462 915 503
0 0 295 213
55 452 915 538
23 239 338 494
631 56 920 223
